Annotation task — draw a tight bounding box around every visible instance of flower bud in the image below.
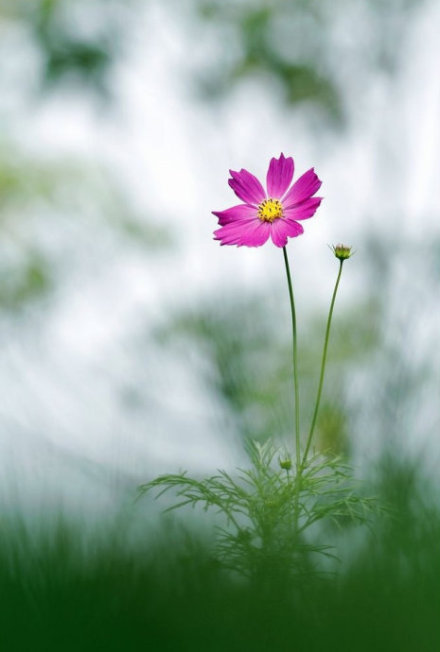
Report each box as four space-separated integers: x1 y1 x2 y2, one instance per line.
331 244 352 260
279 458 292 471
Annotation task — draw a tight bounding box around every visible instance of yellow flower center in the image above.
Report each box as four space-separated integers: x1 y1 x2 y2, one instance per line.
258 198 283 223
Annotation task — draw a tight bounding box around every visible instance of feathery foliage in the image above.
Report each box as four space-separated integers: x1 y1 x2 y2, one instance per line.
138 440 376 578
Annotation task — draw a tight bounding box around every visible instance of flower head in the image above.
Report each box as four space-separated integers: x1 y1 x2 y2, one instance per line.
212 153 323 248
331 244 352 261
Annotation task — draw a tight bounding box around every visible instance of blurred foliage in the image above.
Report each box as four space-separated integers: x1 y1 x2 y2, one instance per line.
348 233 440 450
194 1 343 122
190 0 424 123
0 144 171 312
156 289 380 454
1 0 136 99
34 0 112 95
0 0 425 115
0 254 51 310
0 452 439 651
156 295 288 442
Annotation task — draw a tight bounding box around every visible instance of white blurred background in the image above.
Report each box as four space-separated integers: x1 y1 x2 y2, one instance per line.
0 0 439 517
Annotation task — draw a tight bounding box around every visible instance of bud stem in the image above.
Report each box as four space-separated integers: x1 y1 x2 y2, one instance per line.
302 259 345 466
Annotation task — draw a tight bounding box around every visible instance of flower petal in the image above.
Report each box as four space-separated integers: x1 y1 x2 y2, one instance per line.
282 168 322 207
212 204 257 226
266 153 294 198
284 196 322 221
214 218 270 247
228 169 266 205
270 219 304 247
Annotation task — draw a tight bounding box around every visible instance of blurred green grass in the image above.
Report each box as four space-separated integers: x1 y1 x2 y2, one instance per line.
1 455 438 652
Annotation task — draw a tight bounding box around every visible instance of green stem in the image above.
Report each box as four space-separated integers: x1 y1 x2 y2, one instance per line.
302 260 344 467
282 247 301 477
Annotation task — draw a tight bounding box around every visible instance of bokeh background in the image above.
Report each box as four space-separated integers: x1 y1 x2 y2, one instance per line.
1 0 439 515
0 2 439 648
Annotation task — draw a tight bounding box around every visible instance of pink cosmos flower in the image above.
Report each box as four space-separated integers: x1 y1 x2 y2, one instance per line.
212 153 322 248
